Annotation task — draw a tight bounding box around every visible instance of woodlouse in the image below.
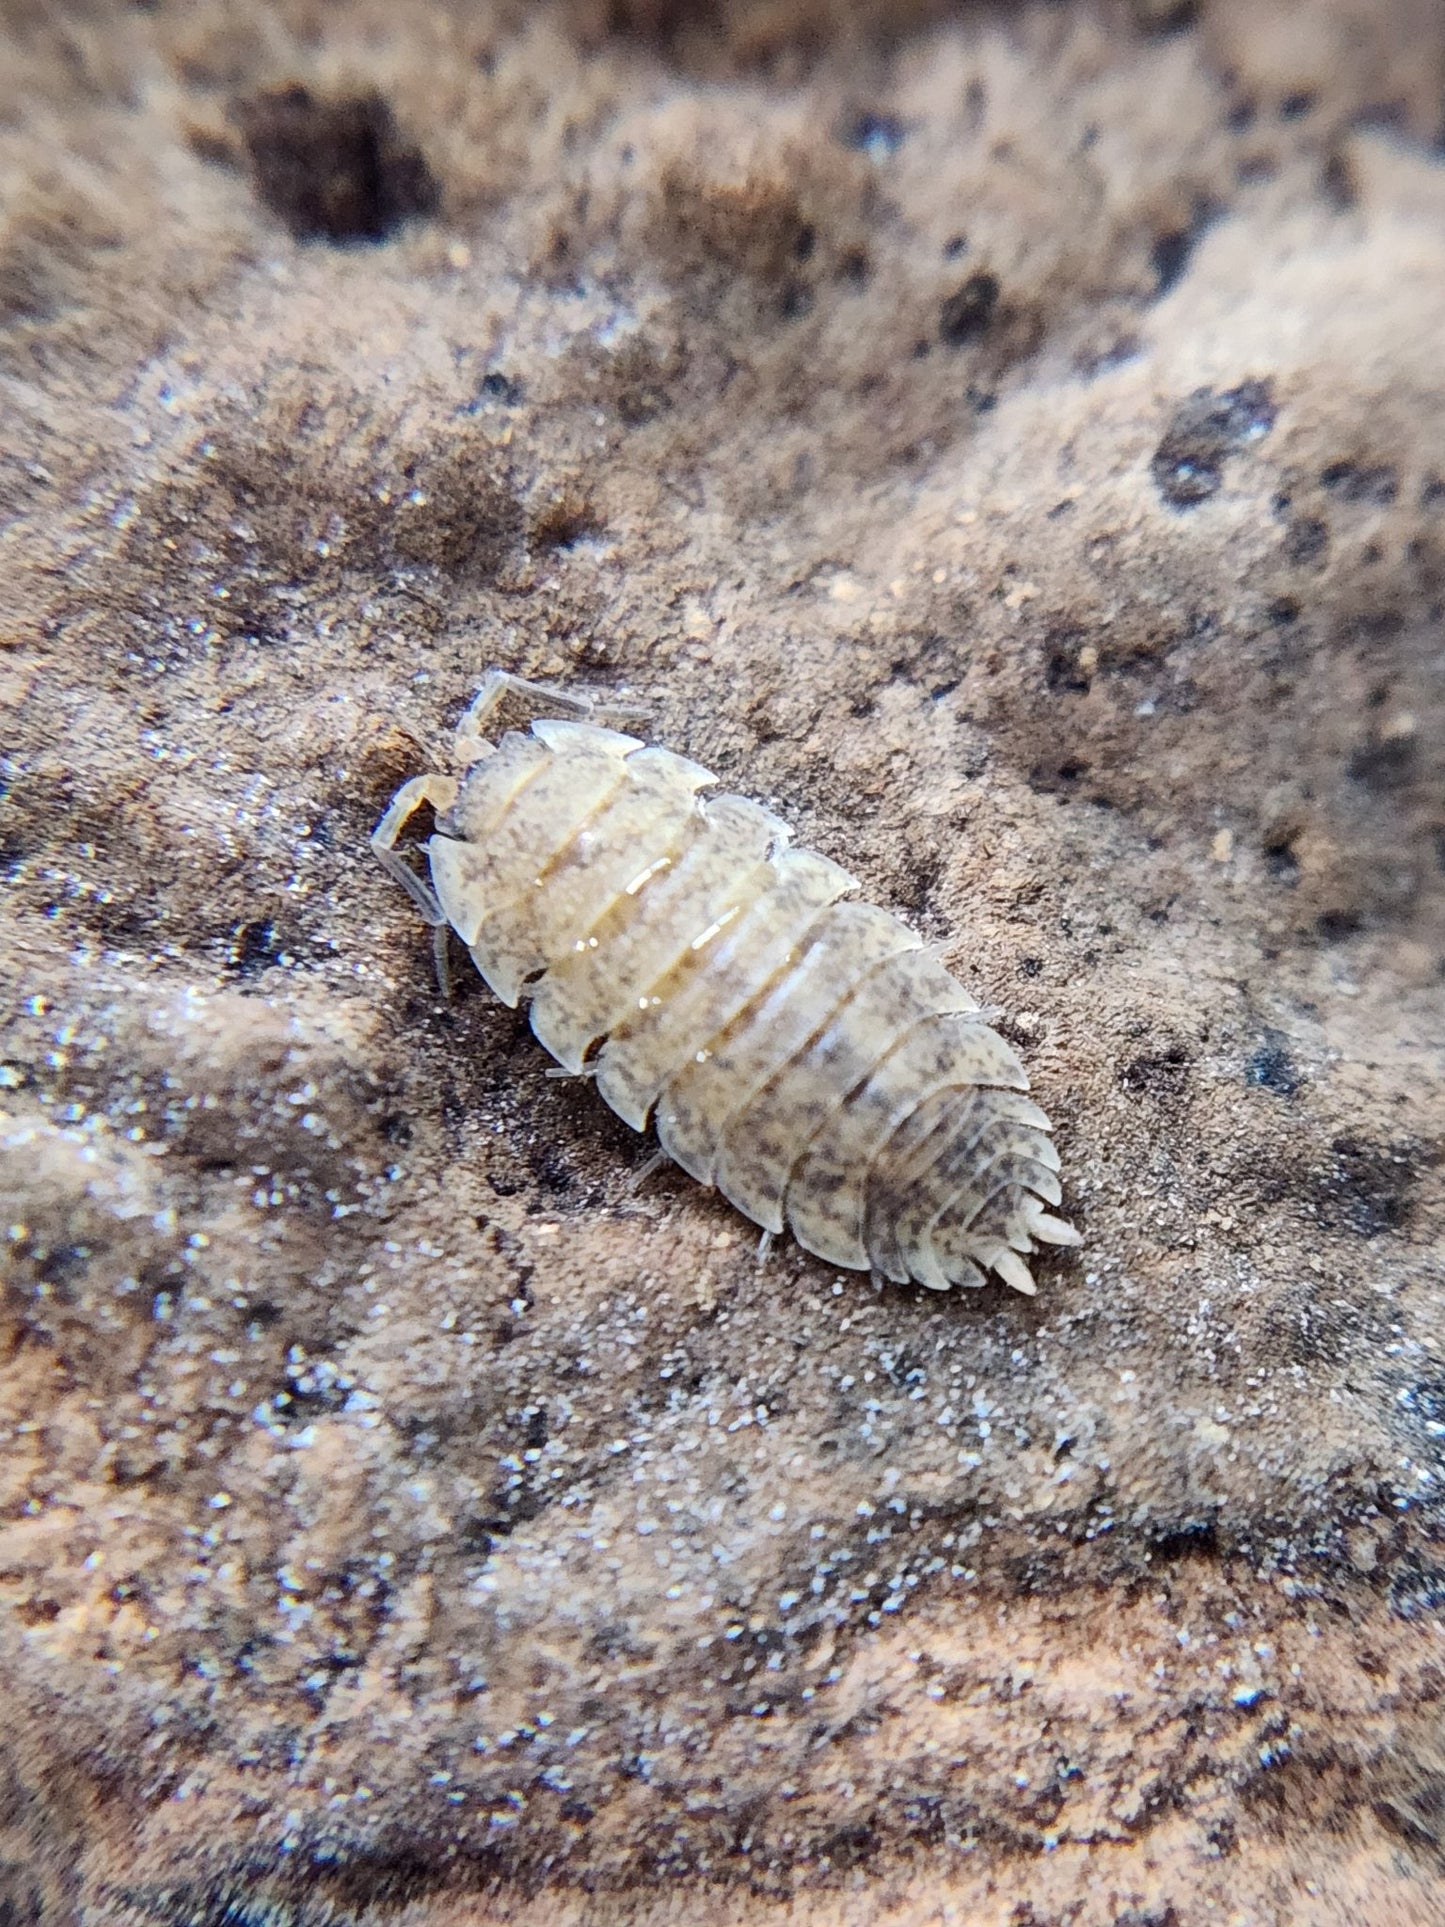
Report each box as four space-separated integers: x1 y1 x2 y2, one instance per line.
373 671 1079 1295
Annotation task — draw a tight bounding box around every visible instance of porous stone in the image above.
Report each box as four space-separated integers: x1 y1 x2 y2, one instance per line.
2 2 1444 1921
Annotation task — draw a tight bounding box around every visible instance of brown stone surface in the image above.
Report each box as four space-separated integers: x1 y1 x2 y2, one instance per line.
3 1 1445 1920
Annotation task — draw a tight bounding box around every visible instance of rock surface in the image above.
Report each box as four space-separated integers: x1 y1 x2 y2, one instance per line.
3 1 1445 1920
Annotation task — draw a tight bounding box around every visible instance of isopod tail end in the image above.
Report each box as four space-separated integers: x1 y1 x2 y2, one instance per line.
1032 1210 1082 1247
1019 1192 1081 1247
992 1248 1038 1296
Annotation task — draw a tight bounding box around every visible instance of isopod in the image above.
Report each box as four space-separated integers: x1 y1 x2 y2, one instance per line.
372 670 1080 1295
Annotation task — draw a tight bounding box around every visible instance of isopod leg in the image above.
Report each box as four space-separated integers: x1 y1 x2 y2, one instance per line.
432 924 455 1001
456 667 649 761
627 1147 671 1191
370 772 459 926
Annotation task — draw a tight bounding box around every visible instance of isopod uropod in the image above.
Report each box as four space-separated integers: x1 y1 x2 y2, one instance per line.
373 670 1080 1295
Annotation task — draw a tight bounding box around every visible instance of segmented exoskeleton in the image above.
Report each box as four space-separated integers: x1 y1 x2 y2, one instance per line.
373 671 1079 1294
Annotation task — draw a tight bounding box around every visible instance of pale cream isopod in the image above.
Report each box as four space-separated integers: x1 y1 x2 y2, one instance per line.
372 671 1080 1295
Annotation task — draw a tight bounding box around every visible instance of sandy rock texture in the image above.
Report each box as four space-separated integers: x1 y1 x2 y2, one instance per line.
3 0 1445 1920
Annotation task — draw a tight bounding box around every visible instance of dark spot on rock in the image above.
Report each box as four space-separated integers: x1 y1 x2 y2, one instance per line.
1264 837 1299 883
234 85 438 244
820 1819 880 1872
840 111 905 158
227 598 290 646
34 1241 88 1290
1151 379 1276 509
894 845 943 917
226 917 286 977
1266 595 1300 625
1150 227 1195 296
1236 153 1277 184
938 270 1001 347
1422 474 1445 509
1248 1033 1299 1096
1283 516 1329 564
1028 755 1090 796
1118 1042 1191 1100
530 491 602 551
317 1841 482 1914
1129 0 1198 32
942 234 968 260
1321 149 1357 210
1279 89 1318 121
1148 1513 1218 1560
528 1141 575 1196
1312 1134 1424 1237
463 370 524 411
1019 956 1043 978
1355 101 1410 134
1320 460 1398 506
1345 606 1404 645
1316 908 1361 942
836 246 871 288
599 0 724 52
1044 628 1092 694
899 1793 947 1845
1348 732 1417 792
1149 197 1217 298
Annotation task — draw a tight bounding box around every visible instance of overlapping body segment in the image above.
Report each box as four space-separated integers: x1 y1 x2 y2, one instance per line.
373 675 1080 1296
